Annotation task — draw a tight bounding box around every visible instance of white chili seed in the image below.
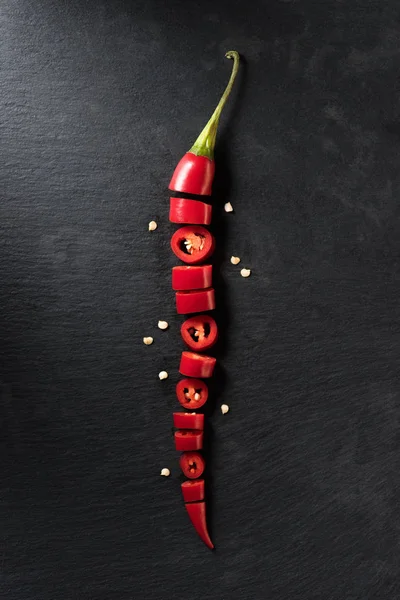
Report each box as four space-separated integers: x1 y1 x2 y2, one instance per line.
160 468 170 477
221 404 229 414
240 268 251 278
230 256 241 265
194 331 200 337
224 202 233 212
158 371 168 380
158 320 169 330
194 393 200 401
143 336 154 345
148 220 157 231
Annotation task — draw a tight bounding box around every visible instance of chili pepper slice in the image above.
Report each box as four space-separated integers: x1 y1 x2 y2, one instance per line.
179 451 205 479
172 265 212 291
176 288 215 314
174 430 203 451
169 51 239 196
180 315 218 352
179 351 216 378
169 197 212 225
173 412 204 430
185 501 214 549
171 226 215 265
181 479 205 503
176 378 208 409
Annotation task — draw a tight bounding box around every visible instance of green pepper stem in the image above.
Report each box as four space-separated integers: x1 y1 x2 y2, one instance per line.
189 51 240 160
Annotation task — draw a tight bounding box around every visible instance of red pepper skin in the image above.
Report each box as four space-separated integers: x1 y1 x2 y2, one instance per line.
181 479 205 503
180 451 205 479
173 412 204 430
179 352 216 378
172 265 212 291
181 315 218 352
170 226 215 265
169 153 215 196
174 430 203 451
169 197 212 225
176 288 215 314
176 378 209 409
185 501 214 549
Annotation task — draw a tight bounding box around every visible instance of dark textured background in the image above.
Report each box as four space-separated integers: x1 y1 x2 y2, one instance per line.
1 1 400 598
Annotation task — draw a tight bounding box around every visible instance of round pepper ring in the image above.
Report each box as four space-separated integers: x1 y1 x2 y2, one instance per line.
179 451 205 479
180 314 218 351
176 378 209 410
170 226 215 265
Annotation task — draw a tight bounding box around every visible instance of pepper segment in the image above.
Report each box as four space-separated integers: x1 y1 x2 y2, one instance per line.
176 288 215 314
171 226 215 265
174 430 204 451
169 51 240 196
169 197 212 225
172 265 212 291
180 451 205 479
176 378 209 409
173 412 205 430
181 315 218 351
185 501 214 549
179 351 216 378
181 479 205 503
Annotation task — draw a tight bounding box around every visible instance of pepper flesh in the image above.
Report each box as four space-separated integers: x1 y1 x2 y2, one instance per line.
172 265 212 291
169 51 240 196
179 351 216 378
181 479 205 503
170 226 215 265
169 197 212 225
173 412 205 430
185 501 214 549
176 378 209 409
181 314 218 351
176 288 215 314
174 429 204 451
180 451 205 479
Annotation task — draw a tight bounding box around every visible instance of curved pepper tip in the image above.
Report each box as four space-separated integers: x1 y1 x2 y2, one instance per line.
185 501 214 550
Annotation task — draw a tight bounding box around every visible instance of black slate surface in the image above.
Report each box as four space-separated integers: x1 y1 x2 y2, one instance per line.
1 1 400 598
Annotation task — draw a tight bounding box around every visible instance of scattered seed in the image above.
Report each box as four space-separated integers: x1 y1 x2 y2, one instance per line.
143 336 154 345
158 320 169 330
148 220 158 231
160 468 170 477
230 256 241 265
240 268 251 278
221 404 229 414
159 371 168 380
224 202 233 213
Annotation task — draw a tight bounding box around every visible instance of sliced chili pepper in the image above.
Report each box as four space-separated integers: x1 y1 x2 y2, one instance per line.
169 51 239 196
179 451 205 479
169 197 212 225
176 288 215 314
179 351 216 378
185 501 214 549
173 412 204 430
171 226 215 265
176 378 208 409
180 314 218 352
172 265 212 291
174 430 203 451
181 479 205 503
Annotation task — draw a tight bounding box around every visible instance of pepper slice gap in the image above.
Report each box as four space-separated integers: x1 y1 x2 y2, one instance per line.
179 451 205 479
176 378 209 410
171 226 215 265
180 314 218 352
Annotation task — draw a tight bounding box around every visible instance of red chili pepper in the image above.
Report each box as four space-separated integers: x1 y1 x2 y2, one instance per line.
173 412 204 430
176 378 208 409
169 51 240 196
169 197 212 225
181 479 205 503
179 351 216 378
185 502 214 549
180 451 205 479
180 314 218 351
176 288 215 314
174 430 203 451
172 265 212 291
170 226 215 265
